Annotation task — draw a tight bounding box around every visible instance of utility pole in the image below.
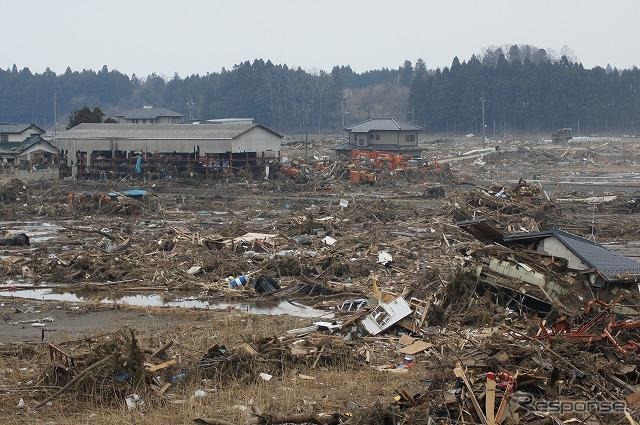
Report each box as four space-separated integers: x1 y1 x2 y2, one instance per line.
340 95 345 129
304 105 310 161
479 93 487 146
186 90 196 121
53 93 57 142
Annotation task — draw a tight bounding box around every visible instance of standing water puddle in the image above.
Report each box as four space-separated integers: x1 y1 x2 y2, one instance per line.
1 221 334 318
0 221 63 243
0 287 334 319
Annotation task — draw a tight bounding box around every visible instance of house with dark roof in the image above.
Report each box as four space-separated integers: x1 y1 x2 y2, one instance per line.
0 123 59 167
0 123 45 143
502 229 640 285
458 219 640 286
334 117 423 156
116 106 185 124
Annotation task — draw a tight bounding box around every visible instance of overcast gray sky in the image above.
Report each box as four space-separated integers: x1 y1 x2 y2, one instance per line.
2 0 638 77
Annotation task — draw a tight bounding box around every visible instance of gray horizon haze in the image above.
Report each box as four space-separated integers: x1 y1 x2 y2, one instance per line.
2 0 638 77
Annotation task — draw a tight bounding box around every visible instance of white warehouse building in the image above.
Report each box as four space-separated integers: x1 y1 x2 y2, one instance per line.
55 122 282 178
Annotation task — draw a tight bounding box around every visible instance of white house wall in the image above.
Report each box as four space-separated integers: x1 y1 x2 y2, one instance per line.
5 128 43 143
350 130 419 148
20 143 59 157
6 134 25 143
538 236 589 271
232 127 281 154
372 131 419 146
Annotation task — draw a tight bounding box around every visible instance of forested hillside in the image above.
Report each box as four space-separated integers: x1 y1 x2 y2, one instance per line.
1 45 639 134
408 46 640 134
0 60 407 133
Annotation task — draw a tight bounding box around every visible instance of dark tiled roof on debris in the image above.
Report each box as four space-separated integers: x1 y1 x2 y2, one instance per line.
503 229 640 282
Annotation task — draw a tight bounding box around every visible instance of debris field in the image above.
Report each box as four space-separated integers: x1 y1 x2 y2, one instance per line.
1 136 640 424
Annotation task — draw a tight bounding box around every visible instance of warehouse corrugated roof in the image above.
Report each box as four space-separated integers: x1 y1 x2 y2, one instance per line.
116 107 185 120
57 123 282 140
345 118 422 132
503 229 640 282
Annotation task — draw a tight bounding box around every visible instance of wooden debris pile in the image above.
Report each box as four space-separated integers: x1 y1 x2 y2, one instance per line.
40 328 146 406
198 334 363 386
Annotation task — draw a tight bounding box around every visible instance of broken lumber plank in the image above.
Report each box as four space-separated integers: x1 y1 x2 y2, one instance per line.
144 358 177 372
486 373 496 425
454 364 488 425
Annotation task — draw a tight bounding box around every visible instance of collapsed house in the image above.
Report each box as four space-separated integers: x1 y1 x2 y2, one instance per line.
502 228 640 287
54 122 282 178
459 220 640 314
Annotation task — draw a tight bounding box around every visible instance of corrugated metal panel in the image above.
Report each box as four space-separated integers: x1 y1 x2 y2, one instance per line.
54 124 282 156
58 123 257 140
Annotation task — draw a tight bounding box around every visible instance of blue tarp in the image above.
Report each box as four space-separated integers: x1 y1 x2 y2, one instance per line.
108 189 147 199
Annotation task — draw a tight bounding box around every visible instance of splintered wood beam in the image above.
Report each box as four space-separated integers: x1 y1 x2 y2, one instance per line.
454 364 488 425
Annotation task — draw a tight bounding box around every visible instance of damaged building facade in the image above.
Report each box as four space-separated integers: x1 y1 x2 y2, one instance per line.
502 228 640 287
55 122 282 178
459 219 640 315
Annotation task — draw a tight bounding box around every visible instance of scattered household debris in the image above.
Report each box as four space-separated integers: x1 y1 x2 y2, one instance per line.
362 297 412 335
377 251 393 266
2 136 640 424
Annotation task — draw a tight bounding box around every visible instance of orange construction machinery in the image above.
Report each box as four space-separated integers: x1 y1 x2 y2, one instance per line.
351 149 410 170
349 170 377 185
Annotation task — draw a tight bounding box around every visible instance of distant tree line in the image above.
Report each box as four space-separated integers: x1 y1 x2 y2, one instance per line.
407 45 640 134
0 61 389 133
1 45 639 134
